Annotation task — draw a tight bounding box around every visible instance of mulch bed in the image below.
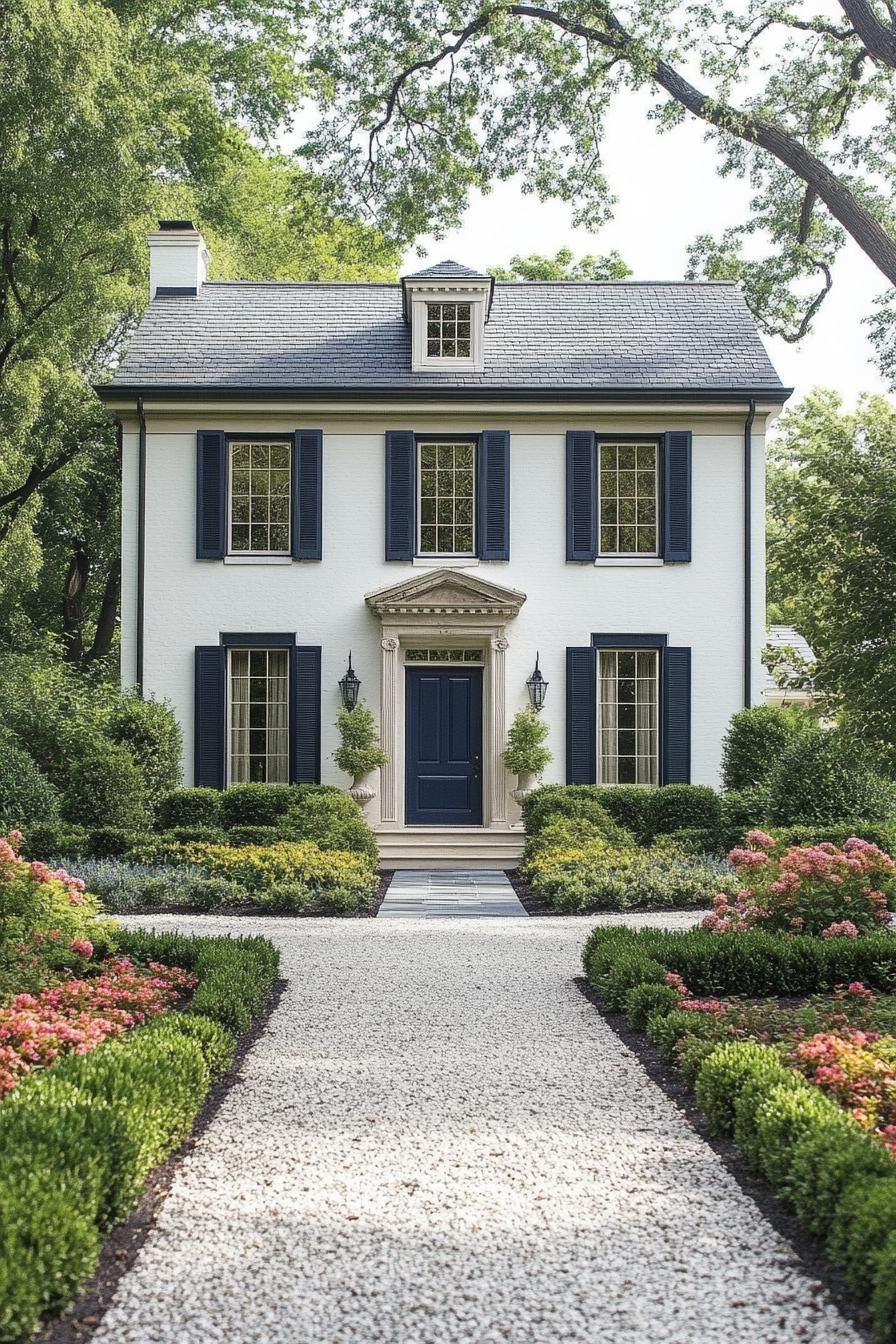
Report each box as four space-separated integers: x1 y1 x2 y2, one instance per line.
576 976 874 1342
506 868 562 915
33 978 288 1344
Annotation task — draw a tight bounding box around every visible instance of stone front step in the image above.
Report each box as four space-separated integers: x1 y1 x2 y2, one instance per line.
375 826 524 870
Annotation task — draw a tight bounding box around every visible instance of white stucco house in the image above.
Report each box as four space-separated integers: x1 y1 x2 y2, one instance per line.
99 222 790 865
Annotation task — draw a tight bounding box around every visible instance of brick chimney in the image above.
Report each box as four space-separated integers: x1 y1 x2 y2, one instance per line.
148 220 209 298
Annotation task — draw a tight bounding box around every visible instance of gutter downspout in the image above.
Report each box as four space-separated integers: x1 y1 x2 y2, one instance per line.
743 397 756 708
136 397 146 695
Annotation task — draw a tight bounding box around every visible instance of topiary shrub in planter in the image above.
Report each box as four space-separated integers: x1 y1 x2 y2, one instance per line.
333 704 388 810
156 787 224 831
721 704 811 791
766 726 896 826
503 707 551 804
0 737 59 831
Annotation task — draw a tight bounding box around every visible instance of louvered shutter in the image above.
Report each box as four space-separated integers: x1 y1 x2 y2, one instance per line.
290 645 321 783
566 431 597 561
477 430 510 560
663 431 692 562
196 432 226 559
292 430 323 560
566 646 597 783
661 647 691 783
194 646 226 787
385 430 415 560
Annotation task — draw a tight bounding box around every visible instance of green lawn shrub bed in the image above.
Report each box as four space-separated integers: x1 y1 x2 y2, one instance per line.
0 924 279 1342
583 918 896 1342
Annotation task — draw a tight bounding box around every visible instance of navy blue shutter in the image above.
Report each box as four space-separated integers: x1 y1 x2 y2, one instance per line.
385 430 415 560
477 430 510 560
194 646 226 787
290 646 321 783
293 430 323 560
196 432 226 559
661 647 691 783
663 431 692 562
566 647 597 783
566 431 597 561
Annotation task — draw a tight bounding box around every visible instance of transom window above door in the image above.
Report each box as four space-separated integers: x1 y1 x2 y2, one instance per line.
598 648 659 784
598 440 659 556
228 647 289 783
426 302 472 358
229 440 291 554
418 441 476 556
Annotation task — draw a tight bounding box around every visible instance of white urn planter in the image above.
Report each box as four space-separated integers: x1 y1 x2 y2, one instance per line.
348 773 377 810
510 769 538 807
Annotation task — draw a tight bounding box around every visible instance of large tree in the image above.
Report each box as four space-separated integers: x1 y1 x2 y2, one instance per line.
767 390 896 760
0 0 399 663
306 0 896 379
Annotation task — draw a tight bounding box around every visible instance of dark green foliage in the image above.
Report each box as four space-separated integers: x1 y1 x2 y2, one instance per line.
624 981 680 1030
663 827 722 855
593 955 669 1012
646 1008 722 1060
829 1178 896 1298
721 705 809 791
520 785 634 844
61 737 151 830
85 827 148 859
773 821 896 852
582 925 896 998
21 822 88 860
156 787 223 831
165 825 229 845
871 1234 896 1344
103 695 182 811
186 877 244 911
282 790 379 863
0 737 59 830
651 784 721 835
787 1122 894 1237
264 880 312 913
719 787 771 851
220 783 296 828
594 786 657 842
767 727 896 826
694 1042 793 1138
226 825 282 846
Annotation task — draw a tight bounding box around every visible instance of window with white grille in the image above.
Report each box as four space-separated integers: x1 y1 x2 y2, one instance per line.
426 303 472 358
598 441 659 556
229 440 291 554
417 441 476 555
598 649 659 784
229 648 289 783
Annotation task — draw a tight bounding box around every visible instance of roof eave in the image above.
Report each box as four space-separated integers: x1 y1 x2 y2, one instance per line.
96 382 792 405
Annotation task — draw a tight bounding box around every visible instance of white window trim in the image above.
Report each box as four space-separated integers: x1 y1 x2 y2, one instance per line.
226 646 290 787
227 438 292 558
416 439 478 559
597 439 661 560
596 646 661 787
408 287 488 372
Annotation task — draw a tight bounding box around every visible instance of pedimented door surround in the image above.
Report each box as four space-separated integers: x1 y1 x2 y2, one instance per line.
365 569 527 827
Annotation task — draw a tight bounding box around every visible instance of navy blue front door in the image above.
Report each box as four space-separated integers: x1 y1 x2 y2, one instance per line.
406 667 483 825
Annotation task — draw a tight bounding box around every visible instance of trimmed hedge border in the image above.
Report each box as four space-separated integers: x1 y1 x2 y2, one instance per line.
0 930 279 1344
583 925 896 1343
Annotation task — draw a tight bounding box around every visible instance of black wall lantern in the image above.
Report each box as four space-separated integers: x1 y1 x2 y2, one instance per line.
526 653 548 712
339 653 361 711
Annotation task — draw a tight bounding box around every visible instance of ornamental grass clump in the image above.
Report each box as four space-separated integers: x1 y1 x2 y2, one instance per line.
703 830 895 937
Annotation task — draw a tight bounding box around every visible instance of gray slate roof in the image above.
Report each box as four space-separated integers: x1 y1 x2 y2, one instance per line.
108 279 788 396
404 260 491 280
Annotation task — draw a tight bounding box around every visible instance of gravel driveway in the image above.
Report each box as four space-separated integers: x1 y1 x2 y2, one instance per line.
94 913 859 1344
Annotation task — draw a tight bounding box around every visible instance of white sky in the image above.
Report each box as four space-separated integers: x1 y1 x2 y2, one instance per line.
401 96 889 410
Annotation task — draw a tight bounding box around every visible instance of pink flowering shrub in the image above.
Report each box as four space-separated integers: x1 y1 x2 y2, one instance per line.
702 831 895 936
0 830 117 986
790 1020 896 1155
663 971 727 1016
0 957 197 1096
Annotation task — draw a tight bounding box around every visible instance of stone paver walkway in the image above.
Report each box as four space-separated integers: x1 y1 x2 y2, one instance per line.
93 914 859 1344
377 868 527 918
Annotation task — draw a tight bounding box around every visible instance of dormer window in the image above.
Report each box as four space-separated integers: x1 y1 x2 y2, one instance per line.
401 261 494 373
427 302 472 359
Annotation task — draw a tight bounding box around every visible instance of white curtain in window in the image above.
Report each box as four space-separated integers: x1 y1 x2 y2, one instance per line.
268 650 290 783
599 652 618 784
230 649 250 783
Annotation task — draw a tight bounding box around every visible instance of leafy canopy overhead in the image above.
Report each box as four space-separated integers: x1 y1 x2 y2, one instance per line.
767 390 896 763
490 248 631 280
305 0 896 380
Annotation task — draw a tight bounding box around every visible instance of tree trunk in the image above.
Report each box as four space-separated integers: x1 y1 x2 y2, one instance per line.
86 557 120 662
61 541 89 663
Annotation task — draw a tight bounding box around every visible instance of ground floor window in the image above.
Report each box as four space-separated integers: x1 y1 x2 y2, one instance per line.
228 648 289 783
598 649 659 784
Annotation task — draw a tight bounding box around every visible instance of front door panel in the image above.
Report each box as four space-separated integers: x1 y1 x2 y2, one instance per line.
406 667 483 824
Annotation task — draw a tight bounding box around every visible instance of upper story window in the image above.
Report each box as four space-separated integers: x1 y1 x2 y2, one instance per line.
229 439 291 555
426 303 472 359
598 440 659 557
418 441 476 556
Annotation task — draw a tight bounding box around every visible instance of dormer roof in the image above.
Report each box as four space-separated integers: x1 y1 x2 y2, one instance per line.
403 260 492 281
